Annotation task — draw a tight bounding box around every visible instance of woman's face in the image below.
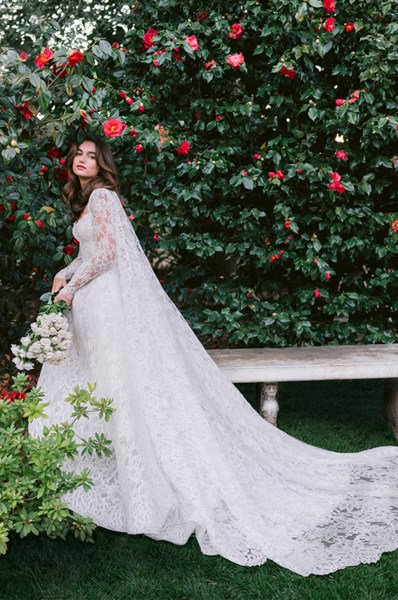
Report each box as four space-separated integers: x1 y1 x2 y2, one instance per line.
72 140 100 184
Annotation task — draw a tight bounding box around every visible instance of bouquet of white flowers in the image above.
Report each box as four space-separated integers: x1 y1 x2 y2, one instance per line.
11 292 72 371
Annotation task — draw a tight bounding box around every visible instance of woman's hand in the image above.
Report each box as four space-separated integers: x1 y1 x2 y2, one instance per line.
54 292 72 307
52 276 67 295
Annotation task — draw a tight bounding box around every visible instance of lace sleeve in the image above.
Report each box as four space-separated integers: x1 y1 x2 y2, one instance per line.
61 189 117 301
55 253 84 281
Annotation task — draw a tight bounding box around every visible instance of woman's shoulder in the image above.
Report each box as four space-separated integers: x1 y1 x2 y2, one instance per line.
88 187 121 206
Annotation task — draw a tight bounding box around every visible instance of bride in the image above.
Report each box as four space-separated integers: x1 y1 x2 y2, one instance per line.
29 131 398 576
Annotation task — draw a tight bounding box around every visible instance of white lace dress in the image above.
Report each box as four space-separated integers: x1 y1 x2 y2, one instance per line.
29 187 398 576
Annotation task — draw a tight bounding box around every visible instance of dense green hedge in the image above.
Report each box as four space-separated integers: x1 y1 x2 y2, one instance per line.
1 0 398 373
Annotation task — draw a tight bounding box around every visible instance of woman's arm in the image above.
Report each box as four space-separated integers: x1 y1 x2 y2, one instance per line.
60 188 117 301
55 253 84 281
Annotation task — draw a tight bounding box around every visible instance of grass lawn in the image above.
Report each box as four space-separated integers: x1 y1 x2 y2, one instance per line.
1 380 398 600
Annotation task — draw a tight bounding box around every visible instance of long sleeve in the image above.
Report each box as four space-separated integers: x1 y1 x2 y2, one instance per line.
61 188 117 301
56 252 84 281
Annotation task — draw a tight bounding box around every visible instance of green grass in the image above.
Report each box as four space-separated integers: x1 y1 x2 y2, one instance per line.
1 380 398 600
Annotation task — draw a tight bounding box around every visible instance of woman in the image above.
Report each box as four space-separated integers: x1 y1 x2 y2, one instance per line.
29 131 398 576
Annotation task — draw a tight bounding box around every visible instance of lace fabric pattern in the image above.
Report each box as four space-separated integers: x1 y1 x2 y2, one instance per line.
29 188 398 576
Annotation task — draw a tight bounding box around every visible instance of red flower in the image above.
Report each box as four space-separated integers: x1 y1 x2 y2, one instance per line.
103 118 126 138
185 35 199 51
314 289 322 299
226 53 245 69
119 91 127 99
335 98 345 106
112 42 119 48
64 244 75 255
335 149 348 160
126 97 133 105
39 166 49 175
129 129 138 138
215 115 222 121
23 213 30 220
324 17 336 32
284 221 291 229
92 86 97 92
73 237 80 245
205 60 217 70
143 28 158 50
153 233 160 241
228 23 244 40
344 22 355 32
328 171 345 194
268 170 285 180
176 141 191 155
35 220 44 228
253 153 261 160
137 104 145 113
19 52 28 61
323 0 336 12
52 64 67 78
16 101 34 120
67 51 84 66
34 47 53 68
296 169 303 174
135 144 144 153
276 170 285 180
56 168 69 183
280 65 297 79
391 219 398 233
246 292 252 298
47 147 62 160
242 171 248 177
196 11 208 21
153 59 159 67
325 272 331 279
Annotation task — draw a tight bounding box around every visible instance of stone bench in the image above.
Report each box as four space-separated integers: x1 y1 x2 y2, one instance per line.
208 344 398 439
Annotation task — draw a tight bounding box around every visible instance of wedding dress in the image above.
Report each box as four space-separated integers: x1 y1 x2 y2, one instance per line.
29 187 398 576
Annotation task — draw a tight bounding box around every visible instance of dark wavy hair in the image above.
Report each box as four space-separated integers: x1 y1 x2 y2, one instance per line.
62 131 119 222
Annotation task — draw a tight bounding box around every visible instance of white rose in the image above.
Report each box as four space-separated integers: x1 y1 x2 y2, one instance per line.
21 336 31 346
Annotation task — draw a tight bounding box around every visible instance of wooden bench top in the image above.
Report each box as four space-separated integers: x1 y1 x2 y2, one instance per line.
207 344 398 383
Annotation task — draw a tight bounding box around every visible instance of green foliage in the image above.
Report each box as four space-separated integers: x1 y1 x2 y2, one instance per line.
1 0 398 366
0 373 115 555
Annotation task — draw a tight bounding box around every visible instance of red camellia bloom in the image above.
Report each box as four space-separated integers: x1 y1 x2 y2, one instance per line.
325 272 331 279
344 22 355 32
119 91 127 99
143 28 158 50
215 115 222 121
52 64 67 78
103 118 126 138
328 171 345 194
185 35 199 51
226 53 245 69
280 65 297 79
284 221 291 229
153 233 160 241
276 170 285 180
126 97 133 105
64 244 75 255
16 101 34 120
176 141 191 155
228 23 244 40
19 52 28 61
314 289 322 299
324 17 336 32
135 144 144 153
137 104 145 113
335 149 348 160
35 220 44 228
34 47 53 68
323 0 336 12
23 213 30 220
129 129 138 138
253 153 261 160
335 98 345 106
112 42 119 48
47 147 62 160
67 50 84 66
153 59 159 67
391 219 398 233
205 60 217 70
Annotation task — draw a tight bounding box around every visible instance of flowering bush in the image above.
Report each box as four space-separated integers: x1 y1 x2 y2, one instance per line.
0 372 114 555
1 0 398 367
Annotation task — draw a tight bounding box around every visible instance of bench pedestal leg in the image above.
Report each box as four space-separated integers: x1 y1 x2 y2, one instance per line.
384 378 398 441
256 383 279 426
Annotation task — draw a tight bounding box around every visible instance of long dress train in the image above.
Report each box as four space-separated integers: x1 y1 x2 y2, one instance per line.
29 188 398 576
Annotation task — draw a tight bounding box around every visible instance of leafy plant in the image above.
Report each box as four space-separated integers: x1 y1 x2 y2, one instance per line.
0 372 115 555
